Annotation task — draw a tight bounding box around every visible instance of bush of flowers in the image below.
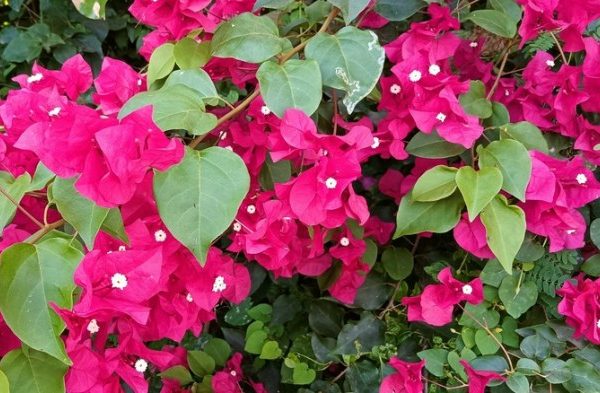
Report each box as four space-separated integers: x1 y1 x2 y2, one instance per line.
0 0 600 392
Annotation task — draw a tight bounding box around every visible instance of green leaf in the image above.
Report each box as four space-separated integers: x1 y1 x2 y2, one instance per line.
100 208 129 244
516 358 541 376
466 10 517 38
327 0 370 23
475 329 502 355
2 30 42 63
346 361 379 391
0 239 83 364
500 122 549 153
478 139 531 201
187 351 215 377
459 81 493 118
507 373 530 393
260 340 282 360
480 195 526 273
581 254 600 277
456 166 503 221
71 0 107 19
203 338 231 367
174 38 211 69
120 85 217 136
564 359 600 392
411 165 458 202
52 177 109 249
470 356 509 374
334 314 383 355
211 13 285 63
498 276 538 318
0 172 31 232
375 0 426 21
353 272 392 310
0 370 7 393
394 192 464 238
520 334 550 360
259 156 291 190
481 259 509 287
541 358 571 384
28 162 55 192
459 303 500 329
154 147 249 264
406 131 466 158
590 219 600 249
417 349 448 377
489 0 522 23
160 366 193 386
309 301 345 337
245 330 268 354
163 69 220 106
381 247 414 281
484 102 510 127
253 0 294 10
247 304 273 322
292 362 316 385
305 26 384 113
147 43 175 86
256 59 323 117
0 347 67 393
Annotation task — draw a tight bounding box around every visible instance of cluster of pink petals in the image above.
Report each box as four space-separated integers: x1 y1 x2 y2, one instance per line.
379 357 425 393
460 360 506 393
402 268 484 326
0 55 184 208
557 275 600 344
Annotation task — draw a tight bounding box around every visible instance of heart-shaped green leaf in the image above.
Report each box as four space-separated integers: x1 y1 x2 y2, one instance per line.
260 340 282 360
292 362 316 385
498 276 538 318
154 147 249 264
456 166 503 221
412 165 458 202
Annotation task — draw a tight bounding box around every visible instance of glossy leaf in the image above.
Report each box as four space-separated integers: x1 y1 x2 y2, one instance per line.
498 276 538 318
305 26 384 113
406 131 466 158
375 0 426 21
411 165 458 202
481 196 526 273
256 59 322 117
154 147 250 264
0 347 67 393
456 166 503 221
466 10 517 38
147 43 175 86
394 192 464 238
0 239 83 364
478 139 532 201
211 13 285 63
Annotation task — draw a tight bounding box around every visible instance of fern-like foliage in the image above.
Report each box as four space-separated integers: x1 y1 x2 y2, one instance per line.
523 33 555 58
525 250 581 298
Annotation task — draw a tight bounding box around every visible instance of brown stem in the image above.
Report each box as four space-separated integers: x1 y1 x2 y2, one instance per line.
189 8 340 149
26 219 65 244
487 49 510 100
0 184 44 229
549 31 568 64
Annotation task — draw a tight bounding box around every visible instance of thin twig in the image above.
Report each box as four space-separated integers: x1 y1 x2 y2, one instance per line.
26 219 65 244
487 50 510 100
0 185 44 229
549 31 568 64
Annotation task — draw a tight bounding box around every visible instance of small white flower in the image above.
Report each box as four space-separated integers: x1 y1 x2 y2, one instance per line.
246 204 256 214
546 59 555 67
230 370 237 377
118 245 126 251
233 222 242 232
220 131 228 140
87 319 99 334
212 275 227 293
436 112 447 122
576 173 588 185
27 73 43 83
137 78 143 86
371 137 380 149
154 229 167 242
224 146 233 151
462 284 473 295
390 84 401 94
134 359 148 373
339 237 350 247
597 319 600 329
48 107 61 117
111 273 128 290
261 106 271 115
566 229 576 235
186 293 194 303
408 70 422 83
469 41 478 48
505 89 510 96
325 177 337 189
428 64 441 76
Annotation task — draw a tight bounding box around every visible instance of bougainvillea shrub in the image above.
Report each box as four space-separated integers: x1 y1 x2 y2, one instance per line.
0 0 600 392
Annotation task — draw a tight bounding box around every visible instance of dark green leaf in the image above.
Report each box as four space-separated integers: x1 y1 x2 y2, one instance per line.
542 358 571 384
160 366 193 385
203 338 232 367
520 334 550 360
406 131 466 158
581 254 600 277
327 0 370 23
309 301 345 337
346 361 379 391
498 276 538 318
466 10 517 38
417 349 448 377
459 81 492 118
334 314 383 355
375 0 426 21
475 329 502 355
253 0 294 10
381 247 414 281
187 351 215 377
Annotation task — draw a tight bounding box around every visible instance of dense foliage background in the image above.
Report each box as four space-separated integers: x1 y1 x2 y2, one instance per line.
0 0 600 392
